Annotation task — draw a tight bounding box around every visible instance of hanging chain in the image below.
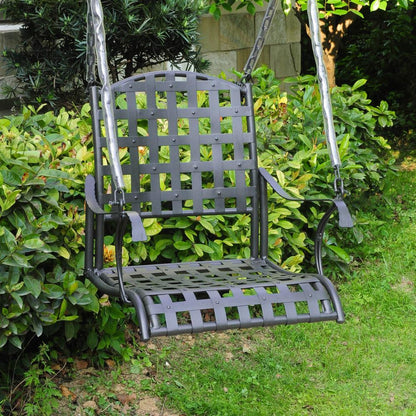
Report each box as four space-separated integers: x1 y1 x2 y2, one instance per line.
86 0 97 87
240 0 279 84
333 165 345 198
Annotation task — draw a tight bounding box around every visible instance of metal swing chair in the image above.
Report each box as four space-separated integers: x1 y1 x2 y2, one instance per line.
84 0 353 341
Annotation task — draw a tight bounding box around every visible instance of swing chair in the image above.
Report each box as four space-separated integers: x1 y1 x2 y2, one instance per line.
84 0 353 341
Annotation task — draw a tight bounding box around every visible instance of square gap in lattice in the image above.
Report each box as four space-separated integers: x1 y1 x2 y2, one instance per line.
225 198 237 208
176 91 188 108
179 145 191 162
180 173 192 190
194 291 210 300
201 172 214 189
161 201 173 211
197 90 210 108
249 305 263 319
140 201 152 212
157 118 169 135
295 301 310 315
102 175 113 194
199 118 211 134
151 272 167 277
177 118 190 135
138 146 149 161
223 171 236 187
170 293 186 303
288 284 303 293
137 119 149 136
154 314 167 327
320 299 333 314
176 312 192 326
115 119 129 137
182 200 194 209
264 286 280 295
139 173 151 192
225 306 239 321
201 309 215 322
160 173 172 191
134 91 147 109
155 91 167 109
243 143 252 160
219 289 233 298
203 198 215 210
222 144 234 160
158 146 170 163
218 90 232 106
220 117 233 134
272 303 286 317
200 145 213 161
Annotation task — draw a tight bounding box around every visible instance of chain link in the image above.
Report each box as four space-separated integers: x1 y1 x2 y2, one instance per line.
333 165 345 197
240 0 279 84
86 0 97 87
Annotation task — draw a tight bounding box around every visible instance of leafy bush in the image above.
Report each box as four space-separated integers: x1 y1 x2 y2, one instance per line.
0 105 96 351
336 2 416 147
0 69 395 352
250 67 395 269
1 0 207 109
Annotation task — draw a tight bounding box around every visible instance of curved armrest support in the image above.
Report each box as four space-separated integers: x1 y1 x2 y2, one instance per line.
85 174 147 306
258 167 353 275
85 174 147 241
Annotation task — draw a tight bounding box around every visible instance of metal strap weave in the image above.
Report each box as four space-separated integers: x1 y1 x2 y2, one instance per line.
92 71 257 218
87 70 345 340
97 258 338 337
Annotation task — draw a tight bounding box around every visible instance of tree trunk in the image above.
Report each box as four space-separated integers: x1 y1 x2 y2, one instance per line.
302 8 362 87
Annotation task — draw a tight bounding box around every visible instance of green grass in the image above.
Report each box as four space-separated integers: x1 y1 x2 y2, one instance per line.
4 163 415 416
147 163 416 416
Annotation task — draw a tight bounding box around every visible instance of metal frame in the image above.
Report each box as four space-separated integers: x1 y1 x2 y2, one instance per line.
85 70 346 341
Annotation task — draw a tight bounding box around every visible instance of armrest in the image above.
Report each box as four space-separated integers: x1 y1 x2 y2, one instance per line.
258 167 353 228
258 167 353 275
85 174 147 242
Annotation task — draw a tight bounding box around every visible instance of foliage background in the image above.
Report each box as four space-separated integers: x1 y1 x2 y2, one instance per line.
0 68 395 352
0 0 207 109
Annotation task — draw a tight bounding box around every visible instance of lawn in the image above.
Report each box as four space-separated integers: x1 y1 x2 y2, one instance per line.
3 158 415 416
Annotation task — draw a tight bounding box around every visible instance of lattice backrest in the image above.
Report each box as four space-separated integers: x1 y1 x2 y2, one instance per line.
91 71 258 218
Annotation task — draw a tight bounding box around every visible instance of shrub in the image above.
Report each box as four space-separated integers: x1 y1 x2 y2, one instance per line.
1 0 207 109
336 2 416 147
250 67 395 269
0 105 96 351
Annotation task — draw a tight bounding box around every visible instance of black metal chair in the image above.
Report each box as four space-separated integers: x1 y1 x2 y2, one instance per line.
84 70 350 341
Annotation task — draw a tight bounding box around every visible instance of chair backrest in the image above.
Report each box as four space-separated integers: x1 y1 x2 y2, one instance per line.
90 71 259 219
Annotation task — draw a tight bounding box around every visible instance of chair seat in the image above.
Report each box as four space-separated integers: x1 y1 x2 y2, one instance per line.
94 258 341 337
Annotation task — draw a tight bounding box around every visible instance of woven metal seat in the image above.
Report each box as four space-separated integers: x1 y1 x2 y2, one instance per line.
85 70 346 341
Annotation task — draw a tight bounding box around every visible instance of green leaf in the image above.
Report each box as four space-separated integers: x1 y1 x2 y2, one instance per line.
64 321 76 340
9 336 22 349
87 330 99 349
174 241 192 250
277 220 294 229
82 295 100 313
11 292 24 310
195 244 214 254
24 276 42 298
199 218 216 234
327 245 351 263
23 235 45 250
370 0 380 11
58 246 71 259
351 79 367 91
